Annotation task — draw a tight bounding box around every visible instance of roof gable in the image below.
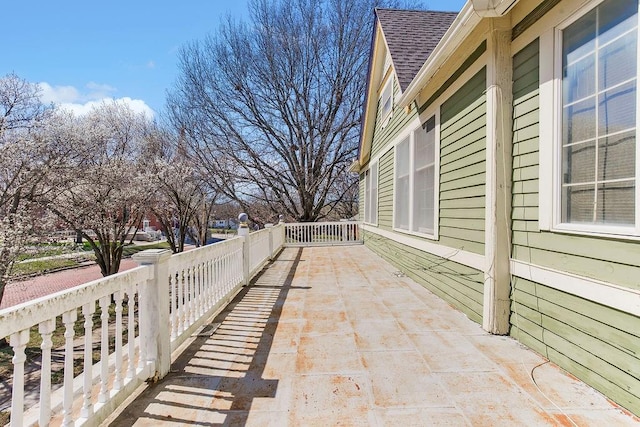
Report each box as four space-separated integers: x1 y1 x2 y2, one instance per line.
376 8 458 92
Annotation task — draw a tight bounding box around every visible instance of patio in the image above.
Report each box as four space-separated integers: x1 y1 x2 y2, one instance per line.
102 246 637 426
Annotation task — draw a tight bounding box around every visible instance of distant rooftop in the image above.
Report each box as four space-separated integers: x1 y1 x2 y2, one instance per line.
375 8 458 92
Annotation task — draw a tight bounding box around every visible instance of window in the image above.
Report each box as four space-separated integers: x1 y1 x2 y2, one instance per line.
364 162 378 224
556 0 639 233
394 115 438 236
381 78 393 121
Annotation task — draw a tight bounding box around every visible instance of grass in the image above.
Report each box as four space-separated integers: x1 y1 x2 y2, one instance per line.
0 410 9 425
17 243 91 261
10 258 80 277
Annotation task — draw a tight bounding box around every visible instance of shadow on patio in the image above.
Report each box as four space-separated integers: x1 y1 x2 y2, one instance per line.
104 246 638 426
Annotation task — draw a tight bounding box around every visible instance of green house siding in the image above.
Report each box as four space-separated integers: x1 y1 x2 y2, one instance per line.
511 39 640 415
371 78 419 159
377 149 394 230
363 230 483 323
511 277 640 414
511 39 640 290
438 69 486 255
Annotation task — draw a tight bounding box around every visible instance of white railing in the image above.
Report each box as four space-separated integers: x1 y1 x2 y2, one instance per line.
247 228 271 277
167 238 244 352
0 266 151 427
284 221 362 247
0 224 286 427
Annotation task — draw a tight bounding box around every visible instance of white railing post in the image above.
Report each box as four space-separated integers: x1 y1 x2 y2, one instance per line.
133 248 173 378
265 223 274 260
10 329 29 427
39 318 56 427
238 213 250 285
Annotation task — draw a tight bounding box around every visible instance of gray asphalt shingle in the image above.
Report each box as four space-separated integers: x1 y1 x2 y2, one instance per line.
376 8 458 92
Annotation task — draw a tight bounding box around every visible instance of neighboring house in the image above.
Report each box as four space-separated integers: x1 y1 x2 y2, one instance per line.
355 0 640 415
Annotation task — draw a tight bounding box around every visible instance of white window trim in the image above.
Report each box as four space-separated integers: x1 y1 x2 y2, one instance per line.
363 161 379 226
539 0 640 239
392 109 440 240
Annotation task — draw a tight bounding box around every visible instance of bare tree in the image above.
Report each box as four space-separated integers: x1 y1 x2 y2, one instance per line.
43 101 154 277
168 0 400 222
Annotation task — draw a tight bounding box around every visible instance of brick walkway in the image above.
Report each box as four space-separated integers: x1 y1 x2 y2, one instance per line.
0 260 138 309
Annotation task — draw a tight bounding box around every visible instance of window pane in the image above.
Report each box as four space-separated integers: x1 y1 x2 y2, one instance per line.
598 32 637 91
395 139 410 229
365 170 371 223
563 98 596 143
562 184 595 223
598 132 636 181
563 141 596 184
396 137 410 176
412 116 436 234
564 55 595 104
563 9 596 65
371 163 378 224
597 180 635 225
395 176 409 229
560 0 638 229
598 81 637 135
413 166 434 233
598 0 638 46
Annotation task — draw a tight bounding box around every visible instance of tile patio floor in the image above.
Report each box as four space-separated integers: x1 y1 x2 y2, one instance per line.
103 246 638 426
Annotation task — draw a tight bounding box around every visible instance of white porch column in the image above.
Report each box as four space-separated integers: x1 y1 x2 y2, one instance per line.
483 15 513 335
133 248 173 378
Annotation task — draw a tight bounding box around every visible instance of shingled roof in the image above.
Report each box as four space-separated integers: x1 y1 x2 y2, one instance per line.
375 8 458 92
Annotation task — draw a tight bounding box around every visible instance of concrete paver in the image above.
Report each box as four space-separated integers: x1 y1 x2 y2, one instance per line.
103 246 639 426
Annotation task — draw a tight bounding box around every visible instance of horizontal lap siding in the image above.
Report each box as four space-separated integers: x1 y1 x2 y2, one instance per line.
510 39 640 415
364 230 483 323
439 69 486 255
511 38 640 290
511 277 640 414
371 78 418 158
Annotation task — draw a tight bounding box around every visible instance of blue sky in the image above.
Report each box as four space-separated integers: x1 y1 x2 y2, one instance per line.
1 0 466 117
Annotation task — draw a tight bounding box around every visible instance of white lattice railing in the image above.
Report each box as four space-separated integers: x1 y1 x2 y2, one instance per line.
284 221 362 247
0 224 286 427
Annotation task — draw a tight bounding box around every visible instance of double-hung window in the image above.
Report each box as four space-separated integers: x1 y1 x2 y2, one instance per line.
394 115 438 236
364 162 378 225
556 0 639 235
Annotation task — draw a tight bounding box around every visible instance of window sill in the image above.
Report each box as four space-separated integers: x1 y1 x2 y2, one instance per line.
550 224 640 242
392 226 438 241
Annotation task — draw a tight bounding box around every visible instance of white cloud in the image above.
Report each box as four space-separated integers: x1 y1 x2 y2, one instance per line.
39 83 80 104
39 81 155 118
146 61 156 69
85 82 116 100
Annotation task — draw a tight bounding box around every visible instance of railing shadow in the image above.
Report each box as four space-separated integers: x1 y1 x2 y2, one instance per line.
107 247 307 426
